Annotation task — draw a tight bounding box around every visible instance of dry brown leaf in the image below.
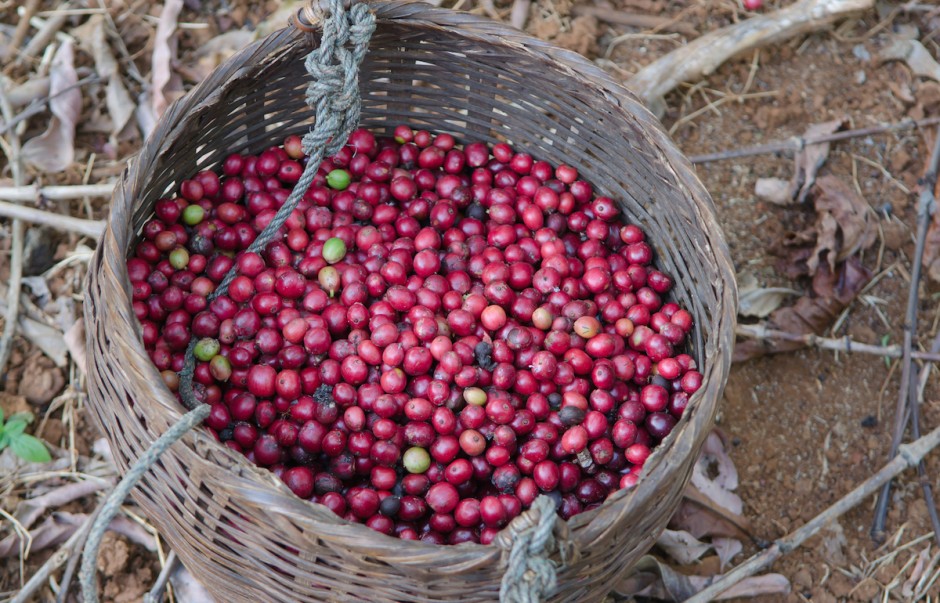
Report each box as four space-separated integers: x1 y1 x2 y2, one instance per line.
754 118 848 205
807 176 876 273
880 38 940 82
656 529 713 565
615 556 791 600
737 273 800 318
734 257 872 361
63 318 86 376
21 41 81 172
152 0 185 118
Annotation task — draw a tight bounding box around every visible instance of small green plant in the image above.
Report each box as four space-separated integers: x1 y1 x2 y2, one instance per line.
0 408 51 463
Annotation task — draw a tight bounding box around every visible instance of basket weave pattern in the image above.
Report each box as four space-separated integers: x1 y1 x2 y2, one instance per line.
84 3 737 600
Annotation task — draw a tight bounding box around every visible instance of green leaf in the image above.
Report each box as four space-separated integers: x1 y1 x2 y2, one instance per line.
10 434 51 463
0 405 4 425
0 431 9 449
8 412 34 424
4 419 27 438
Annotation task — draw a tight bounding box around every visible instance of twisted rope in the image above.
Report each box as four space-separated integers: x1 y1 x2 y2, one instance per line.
500 495 562 603
79 2 375 600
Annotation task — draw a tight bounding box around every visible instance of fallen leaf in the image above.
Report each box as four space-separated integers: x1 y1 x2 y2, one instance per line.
754 119 847 205
819 521 848 566
170 563 217 603
737 273 800 318
152 0 185 118
671 496 752 541
712 537 742 570
807 176 876 274
63 318 86 376
734 257 872 361
880 38 940 82
87 15 136 141
17 353 66 405
615 556 791 600
21 41 81 172
656 529 713 564
690 431 742 515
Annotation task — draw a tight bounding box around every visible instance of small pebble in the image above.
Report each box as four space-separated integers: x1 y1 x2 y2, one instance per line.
855 70 867 85
852 44 871 61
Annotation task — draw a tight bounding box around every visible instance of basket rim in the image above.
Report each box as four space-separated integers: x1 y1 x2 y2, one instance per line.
89 0 738 561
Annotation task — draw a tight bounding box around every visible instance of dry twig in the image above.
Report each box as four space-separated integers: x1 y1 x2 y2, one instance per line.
735 324 940 362
627 0 875 116
0 78 26 379
685 422 940 602
689 116 940 164
0 182 114 202
0 200 105 238
872 129 940 544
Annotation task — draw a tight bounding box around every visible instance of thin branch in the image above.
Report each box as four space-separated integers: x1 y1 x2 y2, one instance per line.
0 78 25 380
143 551 178 603
0 182 115 203
0 200 105 239
689 116 940 164
871 128 940 544
2 0 40 62
8 508 100 603
685 422 940 602
735 324 940 362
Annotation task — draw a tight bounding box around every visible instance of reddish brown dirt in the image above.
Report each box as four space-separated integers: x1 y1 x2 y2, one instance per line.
2 1 940 601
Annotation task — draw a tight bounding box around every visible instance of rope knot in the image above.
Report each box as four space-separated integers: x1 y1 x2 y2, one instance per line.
498 495 574 603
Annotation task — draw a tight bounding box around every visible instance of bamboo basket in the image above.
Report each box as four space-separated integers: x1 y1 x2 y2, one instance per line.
84 2 737 600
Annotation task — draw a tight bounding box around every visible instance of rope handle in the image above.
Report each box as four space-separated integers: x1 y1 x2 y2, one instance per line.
496 495 579 603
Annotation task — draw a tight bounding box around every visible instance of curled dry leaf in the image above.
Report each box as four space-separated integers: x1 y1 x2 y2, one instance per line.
880 38 940 82
152 0 185 118
690 431 742 515
0 512 80 558
754 118 848 205
615 556 791 601
807 176 876 274
21 41 81 172
712 537 743 570
656 529 713 564
734 256 872 361
63 317 87 376
737 273 800 318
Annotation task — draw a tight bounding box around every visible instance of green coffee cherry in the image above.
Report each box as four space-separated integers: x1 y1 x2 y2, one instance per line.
326 169 351 190
322 237 347 264
193 338 220 362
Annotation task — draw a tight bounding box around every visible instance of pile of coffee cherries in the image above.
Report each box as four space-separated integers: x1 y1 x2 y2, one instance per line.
128 126 702 544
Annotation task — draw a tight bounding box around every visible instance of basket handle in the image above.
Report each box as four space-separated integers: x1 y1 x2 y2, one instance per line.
496 495 581 602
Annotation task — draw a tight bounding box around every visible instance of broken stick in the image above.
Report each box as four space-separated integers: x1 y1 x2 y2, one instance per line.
685 421 940 602
626 0 874 117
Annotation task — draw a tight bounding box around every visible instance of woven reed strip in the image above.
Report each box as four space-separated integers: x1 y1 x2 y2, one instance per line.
84 2 737 600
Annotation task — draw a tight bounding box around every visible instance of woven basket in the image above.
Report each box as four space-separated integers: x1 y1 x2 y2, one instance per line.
84 2 736 600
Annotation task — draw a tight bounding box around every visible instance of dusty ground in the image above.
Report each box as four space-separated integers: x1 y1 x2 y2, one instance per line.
2 0 940 601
